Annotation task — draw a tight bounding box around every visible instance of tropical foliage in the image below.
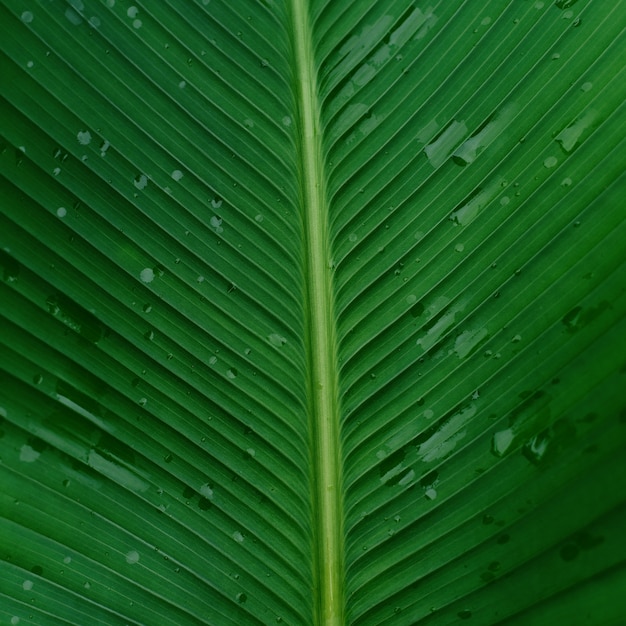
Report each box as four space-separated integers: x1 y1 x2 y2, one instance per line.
1 0 625 624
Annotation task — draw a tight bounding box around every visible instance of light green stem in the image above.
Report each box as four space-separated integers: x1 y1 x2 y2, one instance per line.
290 2 344 624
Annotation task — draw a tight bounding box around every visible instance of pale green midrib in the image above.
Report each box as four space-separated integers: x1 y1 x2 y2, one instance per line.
290 2 344 625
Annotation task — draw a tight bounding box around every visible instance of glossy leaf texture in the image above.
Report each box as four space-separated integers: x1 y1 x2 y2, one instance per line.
1 1 626 625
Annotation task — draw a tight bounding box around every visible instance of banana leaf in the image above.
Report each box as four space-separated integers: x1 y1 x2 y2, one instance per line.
1 1 625 624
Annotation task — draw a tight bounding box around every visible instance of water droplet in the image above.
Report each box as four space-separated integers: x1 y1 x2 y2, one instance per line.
134 174 148 190
580 81 592 92
133 19 142 29
127 6 138 17
140 268 154 283
282 116 292 126
65 8 82 25
56 207 67 218
555 110 597 152
226 368 237 379
178 80 186 89
455 328 489 358
233 531 244 543
449 180 504 226
171 169 183 181
236 592 247 604
76 130 92 146
89 15 101 28
142 303 152 313
22 580 33 591
452 104 518 166
424 120 468 168
19 445 40 463
21 11 34 23
543 156 558 168
561 177 572 187
492 429 514 456
268 333 287 347
455 243 465 252
125 550 140 564
424 488 437 500
26 60 34 68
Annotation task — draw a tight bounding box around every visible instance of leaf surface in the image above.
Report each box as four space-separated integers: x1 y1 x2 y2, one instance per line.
1 1 625 624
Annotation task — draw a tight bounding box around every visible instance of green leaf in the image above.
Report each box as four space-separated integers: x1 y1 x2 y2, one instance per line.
1 1 625 624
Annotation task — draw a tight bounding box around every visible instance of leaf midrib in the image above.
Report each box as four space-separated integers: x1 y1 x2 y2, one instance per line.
291 1 344 624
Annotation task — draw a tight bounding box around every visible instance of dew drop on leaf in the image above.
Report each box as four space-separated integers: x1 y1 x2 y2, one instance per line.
140 268 154 283
125 550 140 564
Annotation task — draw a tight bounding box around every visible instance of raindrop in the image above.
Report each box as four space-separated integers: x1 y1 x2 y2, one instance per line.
268 333 287 347
21 11 34 23
492 429 514 456
543 156 558 168
133 19 142 29
424 488 437 500
233 531 244 543
125 550 140 564
134 174 148 190
65 8 82 25
226 368 237 379
171 169 183 181
236 592 247 604
140 268 154 283
57 207 67 218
